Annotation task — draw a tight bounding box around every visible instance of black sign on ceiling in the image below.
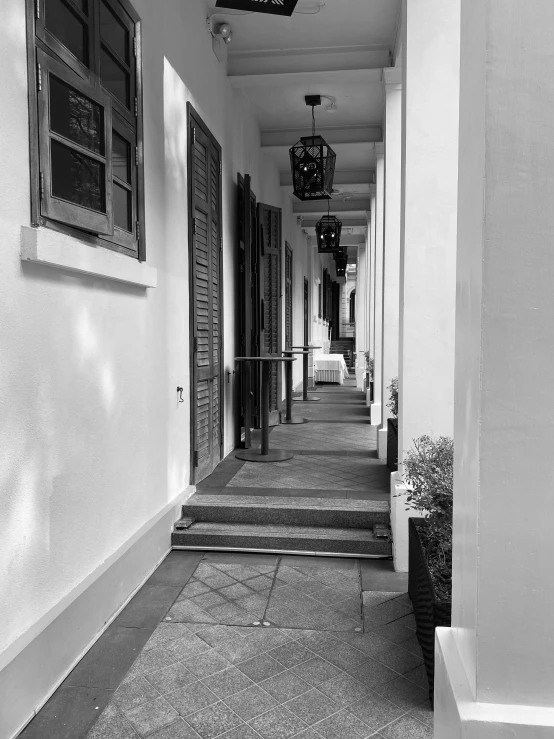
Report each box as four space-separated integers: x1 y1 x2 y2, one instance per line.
215 0 299 17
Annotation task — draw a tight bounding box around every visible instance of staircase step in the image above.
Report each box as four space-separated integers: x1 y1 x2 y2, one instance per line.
172 522 392 557
183 494 390 529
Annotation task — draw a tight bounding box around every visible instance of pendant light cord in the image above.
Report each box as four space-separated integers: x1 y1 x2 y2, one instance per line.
312 105 316 138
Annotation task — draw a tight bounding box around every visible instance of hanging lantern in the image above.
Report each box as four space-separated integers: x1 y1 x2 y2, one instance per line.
215 0 299 16
333 248 348 263
316 201 342 253
289 96 336 201
335 257 347 277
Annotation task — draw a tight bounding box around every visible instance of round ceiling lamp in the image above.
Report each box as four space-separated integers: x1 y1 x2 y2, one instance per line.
316 200 342 253
289 96 337 201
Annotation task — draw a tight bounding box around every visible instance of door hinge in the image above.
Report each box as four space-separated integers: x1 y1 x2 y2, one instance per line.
192 217 197 235
220 236 223 252
219 160 222 176
194 451 199 467
135 146 139 166
136 221 140 240
39 172 44 200
37 62 42 91
134 97 138 116
194 336 198 352
192 128 196 145
133 37 137 56
35 0 40 18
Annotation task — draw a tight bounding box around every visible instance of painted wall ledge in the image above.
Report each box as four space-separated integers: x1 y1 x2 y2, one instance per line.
20 226 157 288
435 627 554 737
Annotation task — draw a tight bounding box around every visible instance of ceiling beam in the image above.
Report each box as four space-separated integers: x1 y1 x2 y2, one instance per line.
229 68 383 89
261 126 381 148
293 200 371 215
300 217 368 228
281 170 373 188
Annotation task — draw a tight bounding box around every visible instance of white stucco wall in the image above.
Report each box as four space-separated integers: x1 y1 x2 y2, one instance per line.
0 0 283 682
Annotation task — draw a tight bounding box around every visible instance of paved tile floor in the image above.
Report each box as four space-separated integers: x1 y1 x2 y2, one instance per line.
83 554 431 739
19 377 432 738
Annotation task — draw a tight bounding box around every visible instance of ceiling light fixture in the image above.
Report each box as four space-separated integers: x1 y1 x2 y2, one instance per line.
315 200 343 253
289 95 337 201
215 0 300 16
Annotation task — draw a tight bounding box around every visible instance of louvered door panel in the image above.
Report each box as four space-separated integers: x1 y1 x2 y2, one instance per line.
285 244 293 350
258 202 282 425
190 108 222 483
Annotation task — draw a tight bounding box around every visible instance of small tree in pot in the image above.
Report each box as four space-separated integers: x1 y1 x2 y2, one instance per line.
386 377 398 470
364 352 374 399
404 435 453 704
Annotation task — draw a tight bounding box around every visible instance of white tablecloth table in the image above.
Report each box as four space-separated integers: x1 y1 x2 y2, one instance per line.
313 354 349 385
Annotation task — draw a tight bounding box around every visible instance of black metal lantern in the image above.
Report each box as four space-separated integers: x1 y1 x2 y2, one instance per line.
290 97 336 201
316 201 342 253
335 258 347 277
215 0 299 16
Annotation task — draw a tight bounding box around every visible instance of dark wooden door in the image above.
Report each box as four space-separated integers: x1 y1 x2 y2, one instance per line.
258 203 282 425
285 243 293 350
304 277 309 345
189 105 222 483
236 173 255 448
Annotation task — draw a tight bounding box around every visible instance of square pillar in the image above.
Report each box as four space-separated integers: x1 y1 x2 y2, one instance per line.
370 144 385 427
377 68 402 460
392 0 460 571
436 0 554 733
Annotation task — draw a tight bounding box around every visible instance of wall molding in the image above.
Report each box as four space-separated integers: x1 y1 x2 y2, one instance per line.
1 486 194 739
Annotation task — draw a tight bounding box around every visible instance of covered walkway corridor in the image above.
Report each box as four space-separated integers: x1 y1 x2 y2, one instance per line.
19 379 433 739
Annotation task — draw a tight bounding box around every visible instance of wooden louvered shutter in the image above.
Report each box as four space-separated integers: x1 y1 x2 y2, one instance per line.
285 243 293 350
190 109 222 483
258 203 282 425
304 277 309 345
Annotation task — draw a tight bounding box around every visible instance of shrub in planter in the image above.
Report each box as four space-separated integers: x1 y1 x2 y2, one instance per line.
386 377 398 470
404 435 453 705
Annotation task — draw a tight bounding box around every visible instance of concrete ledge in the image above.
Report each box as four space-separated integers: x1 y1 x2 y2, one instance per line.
391 471 409 572
370 402 382 426
435 627 554 738
20 226 157 288
1 486 194 739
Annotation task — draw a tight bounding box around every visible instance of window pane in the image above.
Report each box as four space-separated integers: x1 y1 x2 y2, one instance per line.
100 0 129 63
113 131 131 183
51 140 105 212
45 0 88 65
113 182 132 231
100 47 130 108
50 76 104 154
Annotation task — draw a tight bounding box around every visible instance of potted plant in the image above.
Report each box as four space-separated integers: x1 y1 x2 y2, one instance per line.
405 435 453 705
364 352 374 400
386 377 398 470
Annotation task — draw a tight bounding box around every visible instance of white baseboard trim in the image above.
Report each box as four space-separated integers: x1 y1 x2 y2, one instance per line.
1 485 195 739
435 627 554 737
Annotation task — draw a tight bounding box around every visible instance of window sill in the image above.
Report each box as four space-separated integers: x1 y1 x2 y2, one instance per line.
20 226 157 289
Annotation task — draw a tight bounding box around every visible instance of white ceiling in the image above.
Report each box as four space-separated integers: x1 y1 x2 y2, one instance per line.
205 0 401 230
205 0 401 54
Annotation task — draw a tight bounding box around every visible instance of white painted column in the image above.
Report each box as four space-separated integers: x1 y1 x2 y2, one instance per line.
436 0 554 733
368 185 377 363
391 0 460 572
377 68 403 460
355 244 367 390
370 145 385 426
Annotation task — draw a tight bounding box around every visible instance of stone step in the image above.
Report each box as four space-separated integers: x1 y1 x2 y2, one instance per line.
182 494 390 529
171 521 392 557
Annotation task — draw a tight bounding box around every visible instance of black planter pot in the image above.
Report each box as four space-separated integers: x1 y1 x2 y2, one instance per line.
387 418 398 471
408 518 452 707
369 380 374 402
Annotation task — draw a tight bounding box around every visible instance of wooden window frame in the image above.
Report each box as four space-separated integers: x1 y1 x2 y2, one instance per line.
26 0 145 260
